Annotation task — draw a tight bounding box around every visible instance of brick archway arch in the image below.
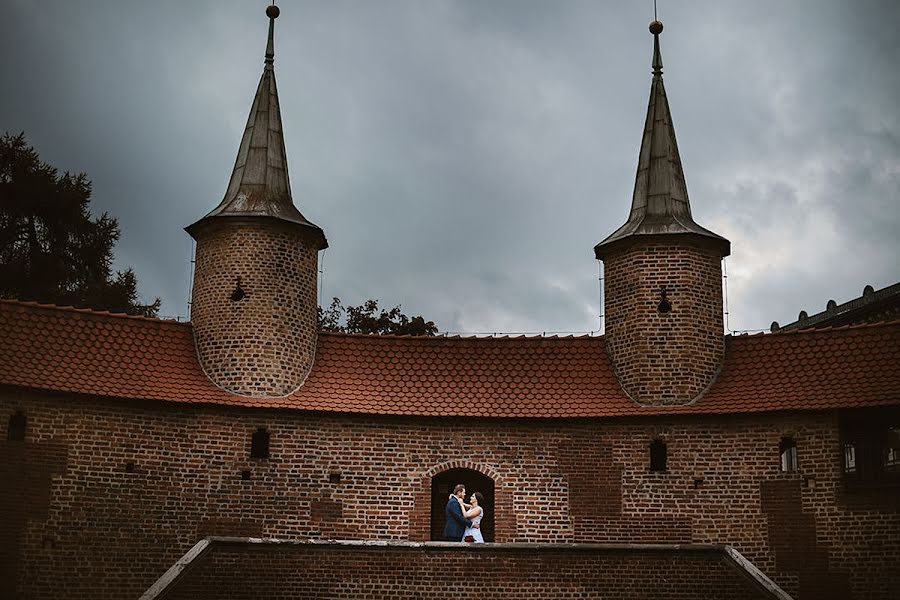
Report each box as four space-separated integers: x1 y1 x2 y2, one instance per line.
410 461 516 542
422 460 503 482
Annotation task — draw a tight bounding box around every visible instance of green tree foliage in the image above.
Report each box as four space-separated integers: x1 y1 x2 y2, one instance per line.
0 133 160 316
318 297 438 336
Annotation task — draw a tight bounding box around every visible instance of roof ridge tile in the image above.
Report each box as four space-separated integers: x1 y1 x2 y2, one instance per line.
0 299 184 324
317 331 602 342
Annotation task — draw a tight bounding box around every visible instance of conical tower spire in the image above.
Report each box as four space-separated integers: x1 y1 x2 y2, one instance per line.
594 20 728 259
186 5 326 398
592 20 729 406
186 4 327 250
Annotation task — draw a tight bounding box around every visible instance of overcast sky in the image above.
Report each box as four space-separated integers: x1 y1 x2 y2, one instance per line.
2 0 898 334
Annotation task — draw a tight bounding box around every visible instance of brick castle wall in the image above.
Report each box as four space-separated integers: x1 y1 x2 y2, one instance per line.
161 543 768 599
2 393 898 599
190 220 319 397
603 242 724 404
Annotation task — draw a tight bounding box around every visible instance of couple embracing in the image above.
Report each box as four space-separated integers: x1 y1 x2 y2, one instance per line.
443 484 485 543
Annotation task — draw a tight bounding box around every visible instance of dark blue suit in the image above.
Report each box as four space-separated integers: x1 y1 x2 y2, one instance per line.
443 496 471 541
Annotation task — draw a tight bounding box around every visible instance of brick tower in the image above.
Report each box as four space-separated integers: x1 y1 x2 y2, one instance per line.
186 5 327 397
594 21 730 405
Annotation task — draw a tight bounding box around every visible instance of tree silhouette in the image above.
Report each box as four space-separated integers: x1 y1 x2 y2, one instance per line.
318 297 438 336
0 133 160 316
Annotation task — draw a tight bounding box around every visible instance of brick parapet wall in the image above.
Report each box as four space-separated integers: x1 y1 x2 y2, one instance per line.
150 540 777 600
603 242 724 404
190 219 319 397
2 392 898 599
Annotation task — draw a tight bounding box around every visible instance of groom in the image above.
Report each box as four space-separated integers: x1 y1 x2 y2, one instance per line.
443 484 475 542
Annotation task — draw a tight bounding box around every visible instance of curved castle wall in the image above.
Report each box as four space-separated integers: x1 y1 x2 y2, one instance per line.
603 242 724 404
190 219 319 397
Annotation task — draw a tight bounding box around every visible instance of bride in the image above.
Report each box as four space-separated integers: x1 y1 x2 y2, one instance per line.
456 492 485 543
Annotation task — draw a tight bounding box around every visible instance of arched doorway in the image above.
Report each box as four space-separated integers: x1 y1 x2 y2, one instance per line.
430 468 495 542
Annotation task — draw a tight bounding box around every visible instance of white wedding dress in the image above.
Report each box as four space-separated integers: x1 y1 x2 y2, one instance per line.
464 510 485 543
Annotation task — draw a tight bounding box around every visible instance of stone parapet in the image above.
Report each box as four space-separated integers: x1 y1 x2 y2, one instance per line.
142 538 791 600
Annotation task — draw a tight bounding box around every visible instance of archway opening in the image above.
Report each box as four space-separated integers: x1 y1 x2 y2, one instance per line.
430 468 495 542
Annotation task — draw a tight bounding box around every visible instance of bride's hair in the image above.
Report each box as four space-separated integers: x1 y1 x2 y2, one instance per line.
473 492 484 506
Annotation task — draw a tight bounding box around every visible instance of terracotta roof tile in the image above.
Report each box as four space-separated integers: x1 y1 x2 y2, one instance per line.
1 299 898 417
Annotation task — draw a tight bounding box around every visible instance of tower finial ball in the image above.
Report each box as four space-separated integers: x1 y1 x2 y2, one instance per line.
649 20 664 35
266 4 280 19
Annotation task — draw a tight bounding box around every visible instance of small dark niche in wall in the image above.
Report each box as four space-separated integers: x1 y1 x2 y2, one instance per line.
230 276 247 302
329 472 342 484
250 427 270 459
693 477 704 488
125 461 135 473
7 411 26 441
649 438 668 473
657 287 672 314
241 470 251 481
42 537 55 550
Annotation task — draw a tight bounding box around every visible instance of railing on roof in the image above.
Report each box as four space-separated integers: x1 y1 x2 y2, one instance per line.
772 282 900 332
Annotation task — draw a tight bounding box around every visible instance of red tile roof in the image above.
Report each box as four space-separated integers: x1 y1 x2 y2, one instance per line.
1 299 898 418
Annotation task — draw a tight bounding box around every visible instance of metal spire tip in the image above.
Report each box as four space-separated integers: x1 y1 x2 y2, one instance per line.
650 20 664 76
265 4 279 66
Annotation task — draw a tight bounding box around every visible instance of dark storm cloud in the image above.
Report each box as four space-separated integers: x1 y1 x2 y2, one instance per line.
1 1 898 333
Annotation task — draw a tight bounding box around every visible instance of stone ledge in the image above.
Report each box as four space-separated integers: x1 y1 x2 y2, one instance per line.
207 536 729 553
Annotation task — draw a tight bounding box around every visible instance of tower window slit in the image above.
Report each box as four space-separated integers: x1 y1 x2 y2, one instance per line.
250 427 270 459
649 438 667 472
7 411 26 442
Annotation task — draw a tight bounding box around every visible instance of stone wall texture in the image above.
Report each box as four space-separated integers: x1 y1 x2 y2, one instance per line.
2 393 899 600
190 220 319 397
159 543 770 600
603 242 724 404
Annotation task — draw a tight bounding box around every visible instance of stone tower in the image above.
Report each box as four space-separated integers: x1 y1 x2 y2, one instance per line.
186 5 327 397
594 21 730 405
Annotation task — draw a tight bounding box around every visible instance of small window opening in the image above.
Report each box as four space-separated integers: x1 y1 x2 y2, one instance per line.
241 470 251 481
657 287 672 314
230 276 247 302
843 442 857 474
125 461 135 473
649 439 667 472
7 411 26 441
329 472 342 484
779 437 798 472
250 427 270 459
840 409 900 484
885 427 900 471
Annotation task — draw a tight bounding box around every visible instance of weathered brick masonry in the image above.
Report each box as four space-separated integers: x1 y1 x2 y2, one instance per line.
190 219 320 397
603 242 725 404
3 395 898 599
